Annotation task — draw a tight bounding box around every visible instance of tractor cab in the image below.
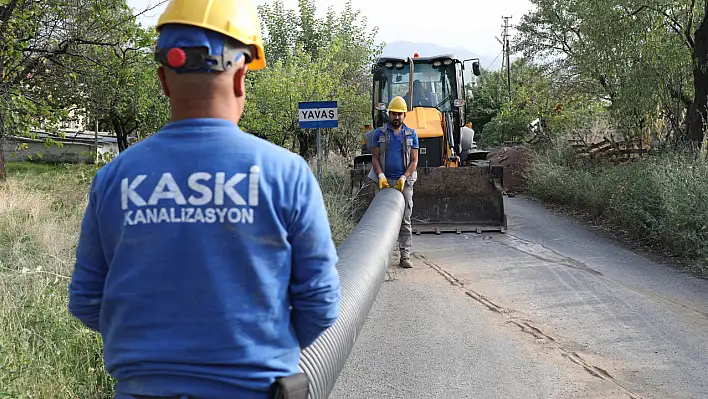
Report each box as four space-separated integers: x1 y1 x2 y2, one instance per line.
371 55 464 125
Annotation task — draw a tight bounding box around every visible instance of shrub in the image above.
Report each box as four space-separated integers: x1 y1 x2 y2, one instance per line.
527 148 708 273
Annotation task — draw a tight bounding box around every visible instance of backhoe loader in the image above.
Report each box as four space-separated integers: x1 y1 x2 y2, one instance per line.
350 53 507 234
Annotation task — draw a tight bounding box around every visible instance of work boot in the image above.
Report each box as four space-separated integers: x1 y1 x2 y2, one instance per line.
400 257 413 269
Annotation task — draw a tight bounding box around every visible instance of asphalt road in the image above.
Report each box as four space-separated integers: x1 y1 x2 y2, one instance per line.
330 196 708 399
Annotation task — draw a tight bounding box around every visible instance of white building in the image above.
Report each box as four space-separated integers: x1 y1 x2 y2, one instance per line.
3 130 118 164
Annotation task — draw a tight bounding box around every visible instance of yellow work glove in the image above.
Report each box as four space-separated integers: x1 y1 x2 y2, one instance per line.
394 176 406 192
378 173 390 190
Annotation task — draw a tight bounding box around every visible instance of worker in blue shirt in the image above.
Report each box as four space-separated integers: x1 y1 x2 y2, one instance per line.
67 0 340 398
367 96 420 268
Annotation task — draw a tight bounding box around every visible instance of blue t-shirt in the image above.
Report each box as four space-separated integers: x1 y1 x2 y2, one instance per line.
68 118 341 399
372 123 419 180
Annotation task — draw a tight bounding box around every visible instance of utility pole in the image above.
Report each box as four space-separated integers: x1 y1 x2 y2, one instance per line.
502 16 512 101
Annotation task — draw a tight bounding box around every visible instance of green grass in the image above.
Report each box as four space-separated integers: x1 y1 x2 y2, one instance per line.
314 159 357 246
0 163 112 398
527 145 708 274
0 160 355 398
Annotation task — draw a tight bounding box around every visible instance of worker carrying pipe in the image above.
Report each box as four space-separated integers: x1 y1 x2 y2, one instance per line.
66 0 341 398
367 96 421 268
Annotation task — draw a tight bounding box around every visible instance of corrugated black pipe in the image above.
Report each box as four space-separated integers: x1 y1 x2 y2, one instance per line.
298 188 405 398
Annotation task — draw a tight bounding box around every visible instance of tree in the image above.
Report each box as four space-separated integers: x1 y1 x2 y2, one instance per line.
0 0 166 181
627 0 708 143
243 0 382 158
466 68 509 136
515 0 707 146
467 56 607 146
69 25 170 151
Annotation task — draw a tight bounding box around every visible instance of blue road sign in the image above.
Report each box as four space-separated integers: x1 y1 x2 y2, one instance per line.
298 101 338 129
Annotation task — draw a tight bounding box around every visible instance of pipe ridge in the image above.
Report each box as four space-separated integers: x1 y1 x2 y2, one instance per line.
298 189 405 398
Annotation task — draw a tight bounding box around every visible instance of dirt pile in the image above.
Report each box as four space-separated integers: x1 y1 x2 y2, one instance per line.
488 145 534 196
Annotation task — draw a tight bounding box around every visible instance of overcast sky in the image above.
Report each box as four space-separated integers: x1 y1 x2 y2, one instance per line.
127 0 534 57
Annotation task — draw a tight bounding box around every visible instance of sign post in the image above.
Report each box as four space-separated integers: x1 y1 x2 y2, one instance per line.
298 101 338 180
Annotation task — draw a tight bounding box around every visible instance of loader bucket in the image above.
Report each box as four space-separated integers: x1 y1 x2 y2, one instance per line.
349 161 507 234
410 163 507 234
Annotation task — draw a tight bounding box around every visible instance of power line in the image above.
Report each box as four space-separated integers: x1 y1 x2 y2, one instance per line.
486 50 504 71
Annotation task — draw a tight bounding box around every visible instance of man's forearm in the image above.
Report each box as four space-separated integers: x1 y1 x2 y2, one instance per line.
289 162 342 348
372 155 384 176
291 273 340 348
403 160 417 179
69 184 108 333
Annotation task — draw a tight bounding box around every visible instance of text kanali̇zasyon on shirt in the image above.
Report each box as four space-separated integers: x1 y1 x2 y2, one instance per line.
121 167 260 226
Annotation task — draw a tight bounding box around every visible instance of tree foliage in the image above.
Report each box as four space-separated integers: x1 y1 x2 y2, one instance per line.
1 0 384 180
242 0 382 158
0 0 168 181
67 24 170 151
513 0 707 146
467 58 605 146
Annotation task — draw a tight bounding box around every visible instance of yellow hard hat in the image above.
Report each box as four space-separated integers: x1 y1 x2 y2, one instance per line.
156 0 266 71
388 96 408 113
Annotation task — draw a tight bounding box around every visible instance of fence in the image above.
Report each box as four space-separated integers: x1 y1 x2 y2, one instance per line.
567 135 663 164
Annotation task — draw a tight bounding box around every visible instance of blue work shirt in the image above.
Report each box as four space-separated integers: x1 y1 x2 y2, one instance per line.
67 118 341 399
372 123 419 180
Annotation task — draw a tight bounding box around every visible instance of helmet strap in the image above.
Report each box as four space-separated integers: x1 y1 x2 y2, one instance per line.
154 39 253 73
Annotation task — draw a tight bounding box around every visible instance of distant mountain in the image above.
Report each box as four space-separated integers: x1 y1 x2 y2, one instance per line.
382 40 502 83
